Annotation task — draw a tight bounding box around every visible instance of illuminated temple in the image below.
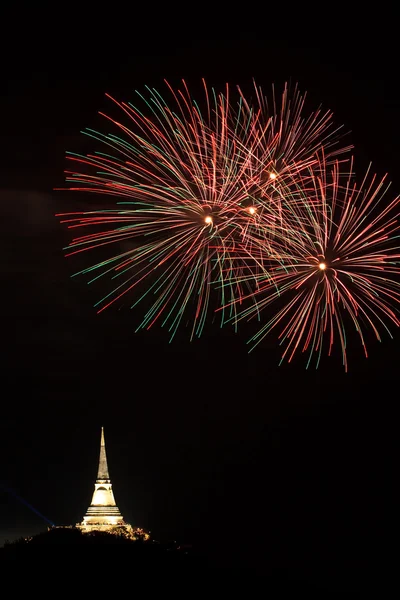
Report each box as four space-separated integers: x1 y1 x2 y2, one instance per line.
47 427 149 540
78 427 129 533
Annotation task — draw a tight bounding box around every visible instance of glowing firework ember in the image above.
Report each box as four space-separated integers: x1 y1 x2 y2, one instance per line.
230 154 400 371
57 80 348 341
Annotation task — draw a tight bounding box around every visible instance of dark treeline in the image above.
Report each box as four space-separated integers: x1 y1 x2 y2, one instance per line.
0 527 325 589
0 527 379 592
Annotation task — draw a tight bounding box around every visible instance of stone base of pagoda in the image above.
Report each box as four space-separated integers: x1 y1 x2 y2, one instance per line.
76 521 134 536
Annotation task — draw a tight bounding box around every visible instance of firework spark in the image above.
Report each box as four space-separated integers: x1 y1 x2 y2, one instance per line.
57 80 348 341
230 155 400 370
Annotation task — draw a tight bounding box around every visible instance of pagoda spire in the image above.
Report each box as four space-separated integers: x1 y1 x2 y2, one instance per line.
79 427 125 531
97 426 110 481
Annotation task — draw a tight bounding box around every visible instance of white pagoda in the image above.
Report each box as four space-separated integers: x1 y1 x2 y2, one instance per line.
78 427 128 532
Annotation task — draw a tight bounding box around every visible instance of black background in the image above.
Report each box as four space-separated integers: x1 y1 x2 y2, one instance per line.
0 7 398 587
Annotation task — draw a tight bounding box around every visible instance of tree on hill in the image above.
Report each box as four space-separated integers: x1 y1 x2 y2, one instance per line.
0 526 197 565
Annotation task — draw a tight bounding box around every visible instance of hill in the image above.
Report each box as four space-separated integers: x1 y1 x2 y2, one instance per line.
0 526 195 563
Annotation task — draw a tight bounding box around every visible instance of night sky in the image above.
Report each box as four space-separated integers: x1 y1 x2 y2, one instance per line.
1 12 399 585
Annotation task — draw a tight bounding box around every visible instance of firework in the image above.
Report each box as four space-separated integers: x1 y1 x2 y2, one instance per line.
57 80 348 340
229 154 400 370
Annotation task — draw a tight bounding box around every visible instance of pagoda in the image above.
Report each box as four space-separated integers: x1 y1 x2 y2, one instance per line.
78 427 128 533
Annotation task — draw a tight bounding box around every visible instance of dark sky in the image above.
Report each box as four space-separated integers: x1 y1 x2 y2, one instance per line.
0 11 399 585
